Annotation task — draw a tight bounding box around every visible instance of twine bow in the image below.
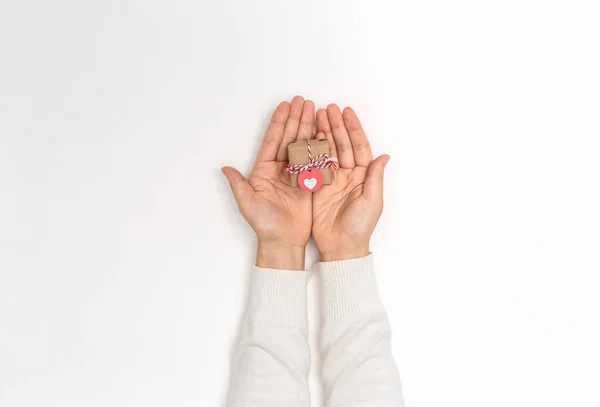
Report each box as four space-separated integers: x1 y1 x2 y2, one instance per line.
285 140 338 174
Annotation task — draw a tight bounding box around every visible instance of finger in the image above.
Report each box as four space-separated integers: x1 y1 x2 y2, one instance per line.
276 96 304 161
315 131 326 140
363 155 390 200
255 101 290 163
343 107 373 167
222 166 254 206
297 100 314 140
317 108 337 158
327 103 355 168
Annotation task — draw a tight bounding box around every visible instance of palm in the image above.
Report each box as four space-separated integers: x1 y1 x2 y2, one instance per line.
313 167 372 252
311 105 388 260
223 97 315 248
245 161 312 246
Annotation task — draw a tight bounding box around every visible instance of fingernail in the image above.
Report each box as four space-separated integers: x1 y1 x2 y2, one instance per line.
384 155 391 166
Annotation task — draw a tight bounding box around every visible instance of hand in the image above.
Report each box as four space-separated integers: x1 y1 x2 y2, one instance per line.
312 104 390 261
222 96 315 270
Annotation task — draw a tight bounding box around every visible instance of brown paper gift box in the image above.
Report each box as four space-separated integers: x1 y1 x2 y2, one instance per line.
287 139 333 187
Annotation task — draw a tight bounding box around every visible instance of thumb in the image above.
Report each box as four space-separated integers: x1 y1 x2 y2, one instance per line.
363 154 390 200
221 166 253 205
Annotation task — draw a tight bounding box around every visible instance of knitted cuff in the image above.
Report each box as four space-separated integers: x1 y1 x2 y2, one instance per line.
317 254 384 319
246 267 311 332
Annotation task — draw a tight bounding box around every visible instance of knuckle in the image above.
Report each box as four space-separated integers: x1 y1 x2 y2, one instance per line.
299 121 312 129
337 142 352 153
353 143 370 152
263 136 279 146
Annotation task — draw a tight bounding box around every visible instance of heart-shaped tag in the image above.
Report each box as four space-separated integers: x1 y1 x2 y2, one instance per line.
298 168 323 192
303 178 317 190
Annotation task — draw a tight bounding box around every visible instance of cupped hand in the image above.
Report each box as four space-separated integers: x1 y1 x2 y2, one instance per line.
222 96 315 269
312 104 390 261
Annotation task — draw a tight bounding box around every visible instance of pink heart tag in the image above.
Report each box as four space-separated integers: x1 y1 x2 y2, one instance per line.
298 168 323 192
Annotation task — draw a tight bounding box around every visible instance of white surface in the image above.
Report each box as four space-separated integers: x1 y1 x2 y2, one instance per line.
1 1 599 406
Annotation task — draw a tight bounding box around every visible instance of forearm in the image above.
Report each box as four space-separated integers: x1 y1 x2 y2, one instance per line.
227 264 311 407
318 254 404 407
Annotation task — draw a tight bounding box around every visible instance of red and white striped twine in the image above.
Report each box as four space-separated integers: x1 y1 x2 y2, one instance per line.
285 140 338 175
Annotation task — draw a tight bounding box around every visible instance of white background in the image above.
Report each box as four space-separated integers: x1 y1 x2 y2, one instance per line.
1 1 599 406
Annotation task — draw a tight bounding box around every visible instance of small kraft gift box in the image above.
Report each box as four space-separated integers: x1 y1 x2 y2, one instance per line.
286 139 337 192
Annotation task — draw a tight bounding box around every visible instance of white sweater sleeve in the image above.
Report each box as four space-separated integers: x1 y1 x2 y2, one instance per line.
226 266 312 407
317 254 405 407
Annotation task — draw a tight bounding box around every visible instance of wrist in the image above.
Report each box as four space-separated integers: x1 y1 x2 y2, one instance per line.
318 243 370 262
256 241 306 270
